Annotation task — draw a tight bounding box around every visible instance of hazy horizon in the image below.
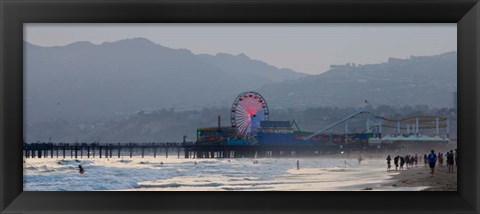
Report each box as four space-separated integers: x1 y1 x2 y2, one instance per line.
24 23 456 74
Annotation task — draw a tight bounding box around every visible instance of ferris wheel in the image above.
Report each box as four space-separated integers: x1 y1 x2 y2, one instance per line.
231 91 269 140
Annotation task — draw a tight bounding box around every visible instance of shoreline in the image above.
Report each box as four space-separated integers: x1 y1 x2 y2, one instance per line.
24 157 457 191
382 164 457 191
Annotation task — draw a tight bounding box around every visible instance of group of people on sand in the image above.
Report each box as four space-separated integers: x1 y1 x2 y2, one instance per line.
386 154 419 172
423 149 457 174
386 149 457 176
445 150 457 173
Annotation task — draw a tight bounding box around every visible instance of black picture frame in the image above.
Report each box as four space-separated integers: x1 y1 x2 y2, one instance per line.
1 0 479 213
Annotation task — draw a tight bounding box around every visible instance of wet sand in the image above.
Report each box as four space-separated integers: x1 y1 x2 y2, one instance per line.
384 164 457 191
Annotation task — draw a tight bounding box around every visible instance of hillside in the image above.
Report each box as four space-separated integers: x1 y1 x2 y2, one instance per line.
25 38 307 122
258 52 457 109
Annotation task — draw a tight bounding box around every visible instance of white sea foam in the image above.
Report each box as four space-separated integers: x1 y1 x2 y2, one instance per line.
23 157 426 191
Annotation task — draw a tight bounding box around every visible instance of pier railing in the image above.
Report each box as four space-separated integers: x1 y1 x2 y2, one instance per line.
23 142 396 159
23 142 191 159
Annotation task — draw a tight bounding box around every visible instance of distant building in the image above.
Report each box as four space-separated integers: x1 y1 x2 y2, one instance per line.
196 126 236 145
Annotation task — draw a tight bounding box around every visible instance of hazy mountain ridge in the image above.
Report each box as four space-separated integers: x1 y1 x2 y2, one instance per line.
197 52 308 84
25 38 307 123
258 52 456 109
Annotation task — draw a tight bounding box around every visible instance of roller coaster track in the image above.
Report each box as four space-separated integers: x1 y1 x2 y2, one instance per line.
303 111 377 140
381 124 448 129
381 115 447 122
303 110 448 140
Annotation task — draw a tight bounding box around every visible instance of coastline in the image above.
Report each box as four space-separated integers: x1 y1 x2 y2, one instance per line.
24 157 457 191
383 164 457 191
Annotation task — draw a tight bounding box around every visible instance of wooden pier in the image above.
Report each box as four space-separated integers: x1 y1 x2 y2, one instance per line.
23 142 186 159
23 142 396 159
180 143 393 158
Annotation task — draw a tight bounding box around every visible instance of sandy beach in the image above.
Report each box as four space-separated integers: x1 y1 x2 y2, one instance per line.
383 164 457 191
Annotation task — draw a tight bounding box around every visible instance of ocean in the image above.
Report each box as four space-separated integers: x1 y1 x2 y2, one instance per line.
23 156 427 191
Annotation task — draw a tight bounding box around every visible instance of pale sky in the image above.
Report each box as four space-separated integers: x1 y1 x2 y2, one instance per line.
24 23 456 74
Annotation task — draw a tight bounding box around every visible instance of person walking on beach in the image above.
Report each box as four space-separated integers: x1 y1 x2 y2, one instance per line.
399 156 405 170
454 149 458 169
412 154 415 167
423 154 428 167
394 155 399 171
413 154 418 167
386 155 392 172
447 150 454 173
446 151 451 172
445 152 449 167
358 155 363 164
408 156 411 167
78 165 85 174
296 160 300 170
400 155 410 169
450 150 456 172
409 155 413 168
408 155 411 167
428 150 438 176
438 152 443 166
